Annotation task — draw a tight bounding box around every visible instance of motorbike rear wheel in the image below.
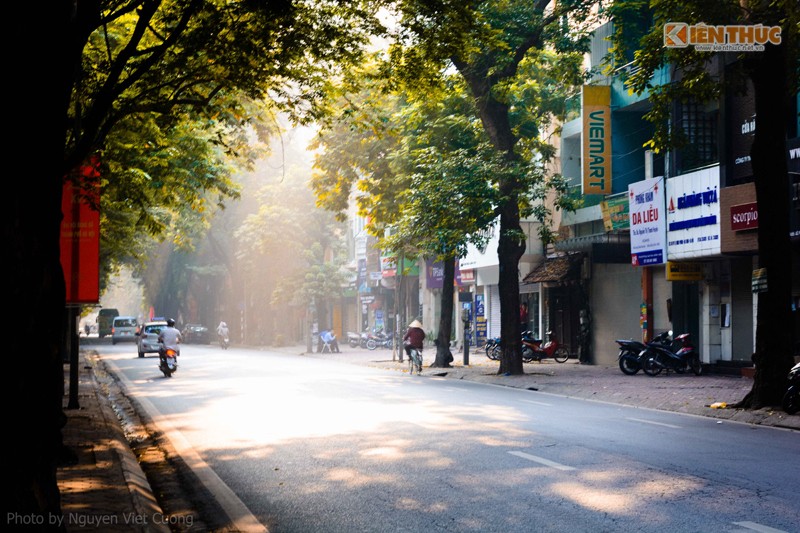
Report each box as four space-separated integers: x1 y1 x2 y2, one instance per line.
643 356 663 376
781 385 798 415
366 339 377 350
618 352 640 375
689 356 703 376
486 344 501 361
553 346 569 363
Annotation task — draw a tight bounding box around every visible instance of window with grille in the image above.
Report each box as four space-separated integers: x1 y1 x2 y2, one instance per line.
674 99 719 174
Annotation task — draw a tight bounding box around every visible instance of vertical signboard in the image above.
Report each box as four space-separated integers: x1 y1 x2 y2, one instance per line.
789 137 800 239
666 167 722 259
628 177 666 266
582 85 612 194
60 158 100 304
474 294 486 346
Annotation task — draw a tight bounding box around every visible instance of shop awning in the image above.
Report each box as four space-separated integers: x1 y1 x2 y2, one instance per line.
523 253 583 284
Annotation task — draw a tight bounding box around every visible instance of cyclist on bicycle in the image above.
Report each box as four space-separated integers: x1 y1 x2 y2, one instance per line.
403 319 425 364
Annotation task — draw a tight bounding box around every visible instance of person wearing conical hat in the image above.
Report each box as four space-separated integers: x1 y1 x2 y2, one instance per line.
403 319 425 359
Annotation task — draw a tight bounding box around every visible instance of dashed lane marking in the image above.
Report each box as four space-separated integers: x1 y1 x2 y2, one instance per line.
520 399 553 407
732 521 788 533
508 451 576 471
626 417 682 429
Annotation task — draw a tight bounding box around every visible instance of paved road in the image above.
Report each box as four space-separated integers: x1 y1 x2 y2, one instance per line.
98 344 800 533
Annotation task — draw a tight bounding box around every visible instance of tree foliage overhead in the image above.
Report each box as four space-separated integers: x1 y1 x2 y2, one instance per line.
67 0 384 174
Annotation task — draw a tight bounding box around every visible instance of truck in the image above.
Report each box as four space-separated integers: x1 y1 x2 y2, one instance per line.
97 308 119 338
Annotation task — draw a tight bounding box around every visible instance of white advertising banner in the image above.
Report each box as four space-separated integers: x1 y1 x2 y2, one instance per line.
629 177 667 266
460 220 500 270
666 166 721 259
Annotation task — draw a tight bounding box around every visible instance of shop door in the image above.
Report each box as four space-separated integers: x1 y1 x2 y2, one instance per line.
672 281 700 354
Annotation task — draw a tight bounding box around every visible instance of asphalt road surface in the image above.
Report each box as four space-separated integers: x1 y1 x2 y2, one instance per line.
100 343 799 533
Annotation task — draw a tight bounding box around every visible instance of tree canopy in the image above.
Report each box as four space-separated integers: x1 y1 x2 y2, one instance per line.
9 0 386 521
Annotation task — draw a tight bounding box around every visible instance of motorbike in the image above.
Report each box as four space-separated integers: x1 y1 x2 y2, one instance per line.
366 329 393 350
484 337 502 361
616 338 649 375
521 330 570 363
159 346 179 378
616 335 676 375
347 331 361 348
782 362 800 415
219 334 229 350
368 330 394 350
641 330 702 376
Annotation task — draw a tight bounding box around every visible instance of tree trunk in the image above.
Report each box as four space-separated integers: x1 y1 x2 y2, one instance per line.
432 256 456 368
7 6 87 523
496 195 526 375
736 40 796 408
457 70 526 375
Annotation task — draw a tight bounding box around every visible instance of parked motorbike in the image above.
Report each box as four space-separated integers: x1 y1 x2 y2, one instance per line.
159 347 179 378
782 362 800 415
642 330 702 376
367 330 394 350
484 337 502 361
616 338 649 375
521 330 569 363
347 331 361 348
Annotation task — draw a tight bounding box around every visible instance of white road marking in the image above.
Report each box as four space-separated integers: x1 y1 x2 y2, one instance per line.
732 521 789 533
508 451 576 471
626 417 682 429
520 399 553 407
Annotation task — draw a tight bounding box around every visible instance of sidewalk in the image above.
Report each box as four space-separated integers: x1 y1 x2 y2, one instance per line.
59 349 171 533
58 343 798 532
282 343 800 430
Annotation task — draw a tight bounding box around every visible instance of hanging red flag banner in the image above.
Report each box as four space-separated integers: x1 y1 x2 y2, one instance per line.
61 156 101 304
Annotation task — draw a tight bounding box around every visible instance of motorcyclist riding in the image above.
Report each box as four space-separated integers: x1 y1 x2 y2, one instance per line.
157 318 182 365
217 321 229 347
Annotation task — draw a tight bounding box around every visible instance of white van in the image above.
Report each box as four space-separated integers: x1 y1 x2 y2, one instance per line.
111 316 138 345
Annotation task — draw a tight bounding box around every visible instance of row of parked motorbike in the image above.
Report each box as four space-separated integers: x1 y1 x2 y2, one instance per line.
616 330 800 416
484 330 570 363
346 329 395 350
616 330 702 376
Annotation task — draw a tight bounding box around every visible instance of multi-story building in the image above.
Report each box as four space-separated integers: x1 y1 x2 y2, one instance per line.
548 19 800 367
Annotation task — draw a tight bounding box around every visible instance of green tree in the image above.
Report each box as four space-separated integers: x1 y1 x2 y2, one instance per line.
383 78 502 367
608 0 799 408
387 0 598 374
9 0 382 520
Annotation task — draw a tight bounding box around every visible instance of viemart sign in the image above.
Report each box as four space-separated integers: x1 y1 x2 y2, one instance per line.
731 202 758 231
581 85 612 195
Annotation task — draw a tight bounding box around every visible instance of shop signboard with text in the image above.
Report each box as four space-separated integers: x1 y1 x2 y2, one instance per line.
628 176 666 266
667 167 722 260
581 85 612 195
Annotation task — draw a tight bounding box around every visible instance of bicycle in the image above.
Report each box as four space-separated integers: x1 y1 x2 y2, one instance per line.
408 347 423 375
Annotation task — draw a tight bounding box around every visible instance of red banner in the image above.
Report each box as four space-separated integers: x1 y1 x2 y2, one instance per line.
60 158 101 304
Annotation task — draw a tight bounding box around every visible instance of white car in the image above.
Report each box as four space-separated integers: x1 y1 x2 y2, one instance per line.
136 321 168 358
111 316 138 345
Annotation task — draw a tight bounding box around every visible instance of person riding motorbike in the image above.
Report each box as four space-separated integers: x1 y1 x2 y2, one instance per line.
157 318 182 365
216 321 229 345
